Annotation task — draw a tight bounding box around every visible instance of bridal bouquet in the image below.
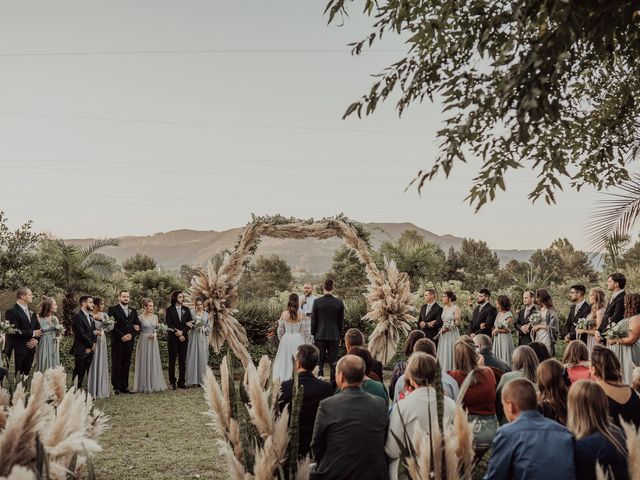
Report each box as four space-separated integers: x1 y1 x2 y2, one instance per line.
102 316 116 332
155 322 174 336
604 322 626 340
527 312 543 327
0 319 17 335
576 317 594 330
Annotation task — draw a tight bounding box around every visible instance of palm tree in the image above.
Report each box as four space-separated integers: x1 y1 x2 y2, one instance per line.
40 238 120 329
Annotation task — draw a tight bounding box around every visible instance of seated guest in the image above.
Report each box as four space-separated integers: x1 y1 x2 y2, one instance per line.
590 344 640 427
496 346 539 424
536 359 568 425
567 380 628 480
344 328 384 381
483 378 576 480
474 334 510 384
528 341 551 364
563 340 592 384
394 338 459 401
449 338 498 453
386 352 456 480
279 344 333 458
311 355 389 480
633 366 640 396
337 346 388 403
388 329 425 398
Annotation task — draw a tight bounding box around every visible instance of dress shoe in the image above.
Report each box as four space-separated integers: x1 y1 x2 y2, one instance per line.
113 390 121 395
178 384 188 389
170 383 177 390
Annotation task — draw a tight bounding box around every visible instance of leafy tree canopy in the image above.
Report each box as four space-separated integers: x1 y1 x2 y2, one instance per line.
0 211 43 291
326 246 368 299
122 253 157 274
529 238 597 284
238 255 294 300
457 238 500 292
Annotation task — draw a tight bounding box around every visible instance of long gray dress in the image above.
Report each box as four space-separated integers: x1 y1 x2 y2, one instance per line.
36 315 61 372
88 313 111 398
492 311 515 367
186 310 210 386
608 317 640 385
133 314 167 393
436 306 460 372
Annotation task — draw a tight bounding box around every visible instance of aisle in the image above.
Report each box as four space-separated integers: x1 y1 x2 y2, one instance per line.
94 380 227 479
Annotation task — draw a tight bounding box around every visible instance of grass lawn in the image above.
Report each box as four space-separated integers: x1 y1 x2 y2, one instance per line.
93 374 228 479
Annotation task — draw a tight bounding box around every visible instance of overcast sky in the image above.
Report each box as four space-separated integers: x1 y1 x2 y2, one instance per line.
0 1 612 250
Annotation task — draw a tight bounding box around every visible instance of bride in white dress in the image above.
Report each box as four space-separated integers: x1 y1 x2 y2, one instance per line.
272 293 312 381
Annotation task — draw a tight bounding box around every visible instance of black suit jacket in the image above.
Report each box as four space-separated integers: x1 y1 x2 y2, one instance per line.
419 302 443 341
600 291 626 334
311 294 345 342
279 371 333 457
70 310 97 355
470 303 498 336
165 304 192 343
514 305 537 344
311 387 389 480
565 301 592 341
107 304 140 345
4 303 39 356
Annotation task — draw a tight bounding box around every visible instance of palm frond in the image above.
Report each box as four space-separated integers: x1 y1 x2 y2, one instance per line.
80 238 119 257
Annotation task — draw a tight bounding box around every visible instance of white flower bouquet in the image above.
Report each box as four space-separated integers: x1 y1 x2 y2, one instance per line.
50 317 65 337
576 317 594 331
495 317 511 330
155 322 173 336
102 316 116 332
527 312 543 327
604 322 626 340
0 320 17 335
442 318 456 330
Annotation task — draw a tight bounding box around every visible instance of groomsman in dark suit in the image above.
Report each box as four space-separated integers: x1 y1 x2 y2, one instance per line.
514 290 537 346
564 285 591 343
599 273 626 336
108 290 141 394
71 296 97 387
418 288 443 343
165 290 192 390
470 288 498 337
3 287 41 375
279 344 333 458
311 279 345 384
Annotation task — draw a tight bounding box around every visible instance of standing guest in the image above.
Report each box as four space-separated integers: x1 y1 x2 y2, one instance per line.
564 285 591 343
437 290 460 372
418 288 443 344
496 346 539 424
300 282 317 321
474 334 510 373
388 330 425 399
165 290 192 390
449 338 498 453
528 341 551 364
577 288 605 356
88 297 111 398
133 298 167 393
514 290 536 346
599 272 626 336
311 279 344 385
536 359 568 425
567 381 628 480
340 346 388 403
4 287 41 375
108 290 141 395
492 295 515 367
310 355 389 480
185 296 210 387
273 293 310 382
36 296 61 372
483 378 576 480
279 345 333 458
344 328 383 381
71 295 97 388
394 338 459 401
531 289 559 356
562 341 591 384
469 288 498 337
386 352 456 480
590 344 640 427
606 293 640 384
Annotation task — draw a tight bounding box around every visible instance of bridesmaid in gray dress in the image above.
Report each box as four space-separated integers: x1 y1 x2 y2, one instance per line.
492 295 515 367
88 297 111 398
186 297 210 386
36 297 61 372
436 290 461 372
607 294 640 385
133 298 167 393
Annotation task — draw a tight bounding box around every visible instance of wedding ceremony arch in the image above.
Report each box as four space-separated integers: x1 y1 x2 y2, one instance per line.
189 214 416 366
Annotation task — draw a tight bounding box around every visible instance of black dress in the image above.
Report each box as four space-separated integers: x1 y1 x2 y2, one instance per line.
608 387 640 427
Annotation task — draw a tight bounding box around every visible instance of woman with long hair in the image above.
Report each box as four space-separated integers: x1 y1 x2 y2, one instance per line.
567 381 628 480
495 346 539 423
492 294 515 366
606 293 640 384
537 359 568 425
531 289 559 356
185 296 210 387
272 293 311 381
388 329 425 399
133 298 167 393
563 340 591 384
590 344 640 427
576 288 605 357
87 297 111 398
36 296 61 372
436 290 461 371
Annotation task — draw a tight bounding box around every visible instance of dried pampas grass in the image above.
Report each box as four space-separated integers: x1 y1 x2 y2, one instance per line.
621 420 640 478
1 465 37 480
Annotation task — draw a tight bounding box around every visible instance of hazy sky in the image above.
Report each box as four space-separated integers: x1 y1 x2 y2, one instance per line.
0 1 612 250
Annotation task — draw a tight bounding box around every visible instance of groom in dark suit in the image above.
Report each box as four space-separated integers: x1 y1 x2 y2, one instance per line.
470 288 498 337
165 290 192 390
108 290 140 394
599 273 626 336
418 288 443 343
514 290 537 346
564 285 591 343
3 287 41 375
71 295 97 387
311 278 344 384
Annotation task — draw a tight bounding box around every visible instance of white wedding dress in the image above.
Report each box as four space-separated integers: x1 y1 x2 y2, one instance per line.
272 312 312 381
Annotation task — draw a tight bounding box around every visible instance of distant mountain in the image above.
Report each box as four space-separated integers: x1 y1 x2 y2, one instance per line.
68 222 535 274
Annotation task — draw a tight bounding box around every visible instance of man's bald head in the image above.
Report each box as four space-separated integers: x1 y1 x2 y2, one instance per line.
502 378 537 422
336 354 365 387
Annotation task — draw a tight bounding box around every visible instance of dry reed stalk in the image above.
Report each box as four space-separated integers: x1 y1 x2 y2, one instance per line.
245 364 274 438
44 366 66 406
224 443 249 480
443 427 460 480
203 367 230 433
257 357 271 389
1 465 37 480
453 406 474 479
432 425 443 478
621 420 640 478
272 409 289 463
253 438 278 480
0 389 10 408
